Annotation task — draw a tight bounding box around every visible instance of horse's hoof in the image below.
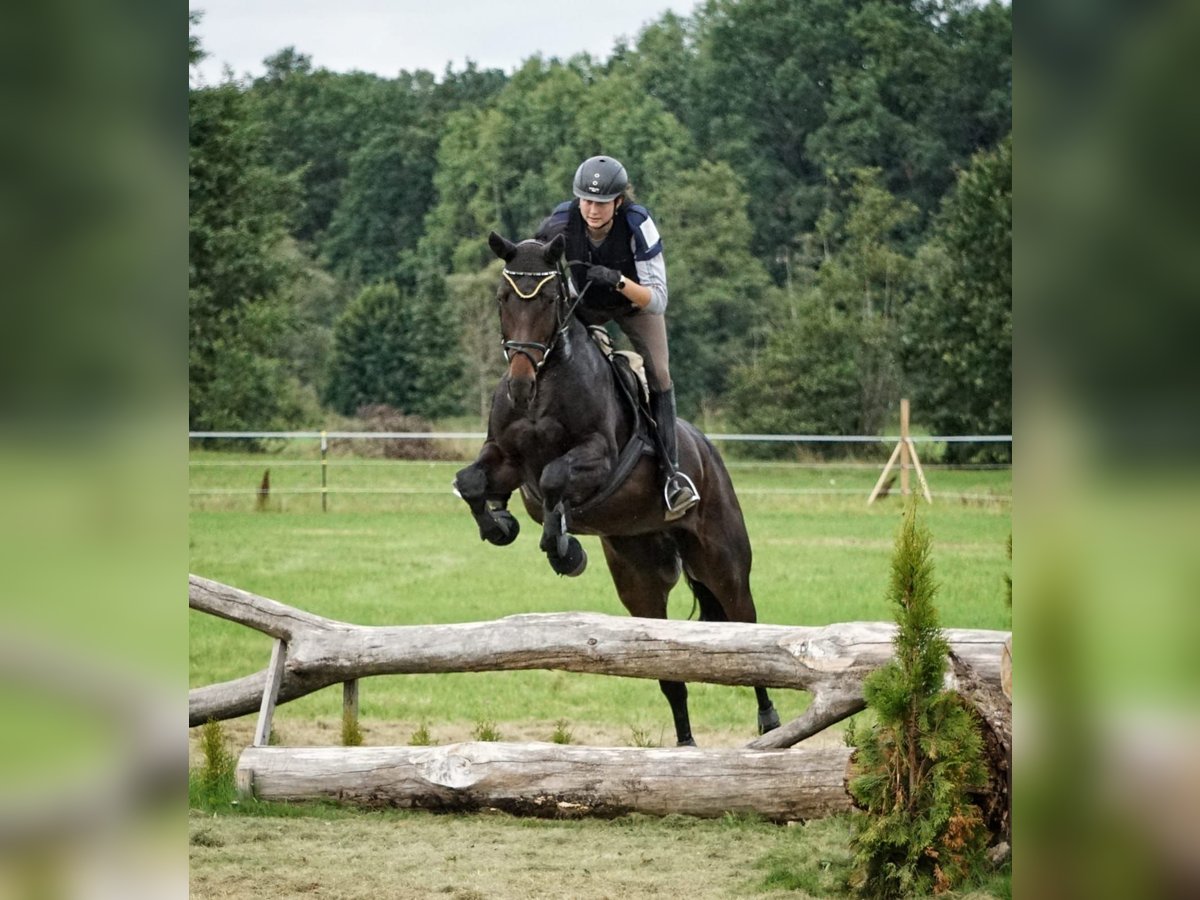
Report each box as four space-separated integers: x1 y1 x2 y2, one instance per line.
483 510 520 546
676 738 697 747
549 537 587 577
758 705 781 734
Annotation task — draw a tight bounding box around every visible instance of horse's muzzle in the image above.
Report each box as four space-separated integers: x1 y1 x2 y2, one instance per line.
507 372 536 409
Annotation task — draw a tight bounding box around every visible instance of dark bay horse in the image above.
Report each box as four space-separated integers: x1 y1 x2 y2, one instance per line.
453 232 780 745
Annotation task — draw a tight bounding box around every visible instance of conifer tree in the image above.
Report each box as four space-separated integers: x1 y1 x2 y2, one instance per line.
847 503 989 897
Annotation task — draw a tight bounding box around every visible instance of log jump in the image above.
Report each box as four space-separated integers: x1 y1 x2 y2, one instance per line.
237 742 855 821
190 575 1010 819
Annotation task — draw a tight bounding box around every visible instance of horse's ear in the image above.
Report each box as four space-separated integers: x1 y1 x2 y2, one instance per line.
488 231 518 262
543 233 566 265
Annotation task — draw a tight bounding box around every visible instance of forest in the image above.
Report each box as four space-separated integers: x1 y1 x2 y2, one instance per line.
189 0 1011 460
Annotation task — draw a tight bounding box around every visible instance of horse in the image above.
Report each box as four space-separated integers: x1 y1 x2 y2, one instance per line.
453 231 780 746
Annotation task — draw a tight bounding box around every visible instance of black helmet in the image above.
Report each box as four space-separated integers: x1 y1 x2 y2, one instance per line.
572 156 628 202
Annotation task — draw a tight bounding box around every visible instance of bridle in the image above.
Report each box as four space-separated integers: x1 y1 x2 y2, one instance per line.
499 245 589 374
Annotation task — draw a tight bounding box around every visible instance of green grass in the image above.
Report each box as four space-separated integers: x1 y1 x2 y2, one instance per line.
190 451 1010 733
189 451 1010 898
756 814 858 896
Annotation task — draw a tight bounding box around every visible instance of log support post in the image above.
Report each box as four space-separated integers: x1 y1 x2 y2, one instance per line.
253 638 287 748
342 679 360 744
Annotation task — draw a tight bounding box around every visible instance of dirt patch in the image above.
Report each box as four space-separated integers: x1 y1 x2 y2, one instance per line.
188 808 822 900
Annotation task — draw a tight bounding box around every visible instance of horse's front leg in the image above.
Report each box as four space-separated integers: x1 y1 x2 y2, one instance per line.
537 438 612 577
454 442 522 546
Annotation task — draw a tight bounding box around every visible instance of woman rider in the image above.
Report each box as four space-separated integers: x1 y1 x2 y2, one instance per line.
536 155 698 520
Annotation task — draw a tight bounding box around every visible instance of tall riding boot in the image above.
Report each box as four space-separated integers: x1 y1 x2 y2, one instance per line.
650 387 700 520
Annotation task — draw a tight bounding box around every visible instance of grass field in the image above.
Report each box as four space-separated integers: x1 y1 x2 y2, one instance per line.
189 449 1011 898
189 453 1010 733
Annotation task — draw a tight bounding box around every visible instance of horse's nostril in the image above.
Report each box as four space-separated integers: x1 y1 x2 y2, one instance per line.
509 375 535 407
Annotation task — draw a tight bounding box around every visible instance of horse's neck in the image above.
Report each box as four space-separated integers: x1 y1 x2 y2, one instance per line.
548 316 599 375
539 317 633 439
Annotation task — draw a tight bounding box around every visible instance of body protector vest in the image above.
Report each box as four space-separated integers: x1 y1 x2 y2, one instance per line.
538 200 662 316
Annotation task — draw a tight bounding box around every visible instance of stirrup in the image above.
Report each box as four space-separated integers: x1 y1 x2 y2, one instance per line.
663 472 700 521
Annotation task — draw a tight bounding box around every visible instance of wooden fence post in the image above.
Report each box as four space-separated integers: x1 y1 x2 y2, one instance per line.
868 399 932 505
320 430 328 513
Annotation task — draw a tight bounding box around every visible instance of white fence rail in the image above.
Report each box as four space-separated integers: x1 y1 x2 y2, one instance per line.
191 430 1013 443
188 431 1012 508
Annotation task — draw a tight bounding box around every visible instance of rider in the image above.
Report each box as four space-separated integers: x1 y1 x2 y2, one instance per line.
536 154 699 520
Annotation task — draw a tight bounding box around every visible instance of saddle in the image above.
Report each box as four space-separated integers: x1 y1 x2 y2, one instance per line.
587 326 649 405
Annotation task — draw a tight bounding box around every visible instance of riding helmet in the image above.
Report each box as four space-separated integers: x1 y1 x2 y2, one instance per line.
572 156 628 202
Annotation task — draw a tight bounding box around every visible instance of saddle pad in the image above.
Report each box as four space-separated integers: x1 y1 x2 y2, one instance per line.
587 326 649 403
614 351 649 404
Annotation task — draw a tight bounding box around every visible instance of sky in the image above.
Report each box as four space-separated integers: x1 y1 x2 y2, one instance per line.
189 0 704 85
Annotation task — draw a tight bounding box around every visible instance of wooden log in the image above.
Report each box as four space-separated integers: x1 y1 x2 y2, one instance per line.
190 575 1010 748
1001 636 1012 700
236 742 855 821
950 649 1012 841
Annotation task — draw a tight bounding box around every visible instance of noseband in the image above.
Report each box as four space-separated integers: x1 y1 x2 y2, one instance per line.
499 250 583 374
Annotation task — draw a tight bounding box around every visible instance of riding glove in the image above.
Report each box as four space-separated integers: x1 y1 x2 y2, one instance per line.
585 264 622 289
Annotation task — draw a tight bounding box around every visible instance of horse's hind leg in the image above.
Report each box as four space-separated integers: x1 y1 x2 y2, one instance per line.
755 687 781 733
599 534 697 746
676 527 781 736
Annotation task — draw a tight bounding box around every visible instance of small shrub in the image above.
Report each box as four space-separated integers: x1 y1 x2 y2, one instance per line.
847 503 989 897
408 722 434 746
199 719 234 785
551 719 573 745
471 719 501 742
628 726 659 748
335 405 456 460
194 719 236 807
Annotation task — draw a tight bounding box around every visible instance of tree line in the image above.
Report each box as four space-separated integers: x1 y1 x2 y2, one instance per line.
189 0 1010 460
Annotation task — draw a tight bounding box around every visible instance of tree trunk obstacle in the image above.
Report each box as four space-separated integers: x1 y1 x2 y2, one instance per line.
237 742 856 821
190 575 1010 820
